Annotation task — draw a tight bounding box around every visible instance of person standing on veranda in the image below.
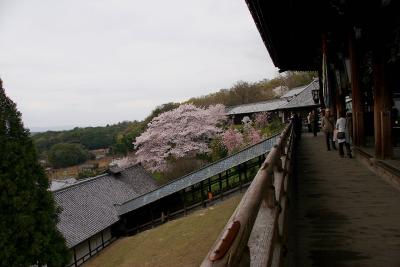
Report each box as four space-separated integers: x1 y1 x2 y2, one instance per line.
335 110 352 158
321 108 337 151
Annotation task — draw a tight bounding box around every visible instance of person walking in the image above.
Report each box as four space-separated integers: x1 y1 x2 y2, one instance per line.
310 110 318 136
307 112 312 132
321 108 336 151
335 110 352 158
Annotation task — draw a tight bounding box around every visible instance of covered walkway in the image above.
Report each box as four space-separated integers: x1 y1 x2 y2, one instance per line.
293 134 400 266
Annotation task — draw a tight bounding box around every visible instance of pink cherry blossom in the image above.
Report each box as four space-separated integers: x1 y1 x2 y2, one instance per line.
134 104 226 172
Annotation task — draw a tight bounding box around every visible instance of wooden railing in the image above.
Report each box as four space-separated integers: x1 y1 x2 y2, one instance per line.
201 123 295 267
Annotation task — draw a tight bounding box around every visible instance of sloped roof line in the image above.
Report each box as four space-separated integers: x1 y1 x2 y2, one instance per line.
280 85 307 98
279 79 320 110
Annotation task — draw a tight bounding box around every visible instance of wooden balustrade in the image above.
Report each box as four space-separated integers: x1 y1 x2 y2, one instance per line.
201 123 295 267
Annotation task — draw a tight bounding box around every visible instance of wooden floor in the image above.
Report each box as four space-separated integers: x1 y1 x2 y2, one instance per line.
291 133 400 267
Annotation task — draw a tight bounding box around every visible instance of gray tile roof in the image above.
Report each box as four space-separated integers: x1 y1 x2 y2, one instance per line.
279 79 320 110
226 98 288 115
117 134 279 215
280 85 307 98
53 165 159 248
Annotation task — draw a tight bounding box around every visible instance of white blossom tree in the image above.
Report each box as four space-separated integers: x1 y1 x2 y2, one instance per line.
134 104 226 172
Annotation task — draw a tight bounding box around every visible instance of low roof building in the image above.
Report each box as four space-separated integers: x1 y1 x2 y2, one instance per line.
53 164 158 248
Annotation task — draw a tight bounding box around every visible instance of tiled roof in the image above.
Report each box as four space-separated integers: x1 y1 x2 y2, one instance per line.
117 134 280 215
54 165 158 248
279 79 320 110
280 85 307 98
225 98 288 115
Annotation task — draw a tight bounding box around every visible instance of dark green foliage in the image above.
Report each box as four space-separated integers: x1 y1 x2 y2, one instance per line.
48 143 90 168
111 122 144 155
0 83 69 266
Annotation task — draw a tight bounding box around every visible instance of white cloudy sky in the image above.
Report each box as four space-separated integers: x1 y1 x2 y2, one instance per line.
0 0 277 130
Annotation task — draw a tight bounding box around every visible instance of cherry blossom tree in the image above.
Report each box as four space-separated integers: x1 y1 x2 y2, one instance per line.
134 104 226 172
222 128 243 154
244 126 263 145
254 112 269 128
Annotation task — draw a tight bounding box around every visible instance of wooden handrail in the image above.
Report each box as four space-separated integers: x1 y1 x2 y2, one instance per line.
201 123 294 267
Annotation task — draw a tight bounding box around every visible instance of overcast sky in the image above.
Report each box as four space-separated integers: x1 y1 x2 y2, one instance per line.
0 0 277 130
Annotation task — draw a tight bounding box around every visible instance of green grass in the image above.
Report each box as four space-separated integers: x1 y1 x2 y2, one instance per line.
85 194 243 267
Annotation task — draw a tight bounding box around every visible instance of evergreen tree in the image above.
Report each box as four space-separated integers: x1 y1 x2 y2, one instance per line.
0 79 69 267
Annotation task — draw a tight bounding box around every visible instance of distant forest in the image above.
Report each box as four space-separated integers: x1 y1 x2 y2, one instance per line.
32 71 315 168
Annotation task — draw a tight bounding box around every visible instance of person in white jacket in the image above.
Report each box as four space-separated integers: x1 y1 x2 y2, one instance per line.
335 110 352 158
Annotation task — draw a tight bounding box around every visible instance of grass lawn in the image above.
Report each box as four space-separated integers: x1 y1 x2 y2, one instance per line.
85 194 243 267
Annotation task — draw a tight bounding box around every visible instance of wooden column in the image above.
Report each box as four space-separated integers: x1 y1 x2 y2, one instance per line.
225 170 229 189
238 164 242 192
191 185 195 202
218 173 223 200
73 247 78 267
348 31 365 146
200 181 205 207
150 207 154 228
181 190 187 215
88 239 92 257
243 162 248 182
373 45 393 159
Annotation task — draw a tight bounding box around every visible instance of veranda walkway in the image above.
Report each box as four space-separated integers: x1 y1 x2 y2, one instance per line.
292 134 400 267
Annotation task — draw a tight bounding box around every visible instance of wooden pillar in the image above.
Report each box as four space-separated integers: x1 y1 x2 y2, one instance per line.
191 185 195 203
182 190 187 215
348 31 365 146
150 207 154 228
73 247 78 267
218 173 223 200
225 170 229 189
101 231 104 248
200 181 205 207
373 45 393 159
243 162 248 182
88 239 92 257
238 164 242 192
208 178 211 193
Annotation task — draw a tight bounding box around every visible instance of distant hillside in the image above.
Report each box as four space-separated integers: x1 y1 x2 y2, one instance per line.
32 121 138 157
187 71 315 107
